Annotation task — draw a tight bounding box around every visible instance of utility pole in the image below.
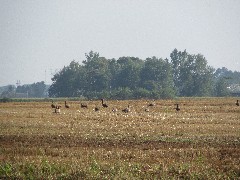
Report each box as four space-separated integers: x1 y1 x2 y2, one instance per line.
16 80 21 87
45 70 47 83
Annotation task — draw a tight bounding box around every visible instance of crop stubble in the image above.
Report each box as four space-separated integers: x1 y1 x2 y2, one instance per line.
0 98 239 178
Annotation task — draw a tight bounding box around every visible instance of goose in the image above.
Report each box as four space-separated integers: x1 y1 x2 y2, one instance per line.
81 103 88 108
122 105 130 113
65 101 70 108
101 99 108 108
145 108 150 112
175 104 180 111
236 100 239 106
51 100 56 108
148 101 156 107
55 105 61 113
112 107 118 112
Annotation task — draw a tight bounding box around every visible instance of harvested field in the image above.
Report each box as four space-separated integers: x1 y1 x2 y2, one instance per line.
0 98 240 179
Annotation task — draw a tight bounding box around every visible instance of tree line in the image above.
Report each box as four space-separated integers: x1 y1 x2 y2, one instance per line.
48 49 240 99
0 81 48 99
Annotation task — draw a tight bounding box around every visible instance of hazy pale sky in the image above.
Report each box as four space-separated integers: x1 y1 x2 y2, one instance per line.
0 0 240 86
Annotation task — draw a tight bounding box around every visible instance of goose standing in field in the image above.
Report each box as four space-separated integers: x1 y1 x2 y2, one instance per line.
55 105 61 113
81 102 88 108
148 101 156 107
236 100 239 106
122 105 130 113
95 106 100 111
101 99 108 108
112 107 118 112
51 100 56 108
175 104 180 111
65 101 70 108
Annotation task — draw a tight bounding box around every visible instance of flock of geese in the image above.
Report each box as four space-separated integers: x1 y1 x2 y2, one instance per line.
51 99 240 114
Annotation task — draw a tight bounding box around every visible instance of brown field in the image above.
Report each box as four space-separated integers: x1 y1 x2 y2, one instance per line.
0 98 240 179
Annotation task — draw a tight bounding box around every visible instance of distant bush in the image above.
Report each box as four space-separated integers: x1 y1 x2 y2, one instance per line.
0 97 12 103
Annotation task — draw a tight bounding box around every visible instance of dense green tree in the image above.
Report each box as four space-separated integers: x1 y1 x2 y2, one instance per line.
133 88 151 99
49 61 81 97
192 54 214 96
213 67 240 96
111 87 133 100
0 85 16 98
83 51 111 92
170 49 214 96
108 58 120 90
29 81 46 97
140 57 175 98
214 67 240 84
3 81 47 98
48 50 238 99
214 77 230 96
170 49 188 95
115 57 143 90
16 85 29 94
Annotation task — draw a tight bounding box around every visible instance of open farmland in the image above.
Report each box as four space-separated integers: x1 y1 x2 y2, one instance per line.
0 98 240 179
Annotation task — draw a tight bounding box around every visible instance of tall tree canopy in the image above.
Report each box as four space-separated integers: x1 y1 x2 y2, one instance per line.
170 49 214 96
49 61 81 97
48 50 239 99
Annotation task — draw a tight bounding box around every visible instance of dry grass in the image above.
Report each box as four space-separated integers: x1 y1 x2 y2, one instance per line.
0 97 239 179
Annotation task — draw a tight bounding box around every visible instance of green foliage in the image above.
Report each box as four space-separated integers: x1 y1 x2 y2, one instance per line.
0 85 16 98
1 160 238 179
0 160 69 179
111 87 133 100
214 67 240 96
214 77 230 97
0 82 47 98
84 53 111 92
170 49 214 96
15 81 47 98
133 88 151 99
30 81 46 97
0 163 13 178
0 97 12 102
48 50 239 99
49 61 82 97
48 51 176 99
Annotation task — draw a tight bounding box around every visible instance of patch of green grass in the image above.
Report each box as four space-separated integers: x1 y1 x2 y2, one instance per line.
0 160 69 179
0 159 239 179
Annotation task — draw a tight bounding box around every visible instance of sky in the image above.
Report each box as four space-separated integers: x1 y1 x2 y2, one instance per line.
0 0 240 86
